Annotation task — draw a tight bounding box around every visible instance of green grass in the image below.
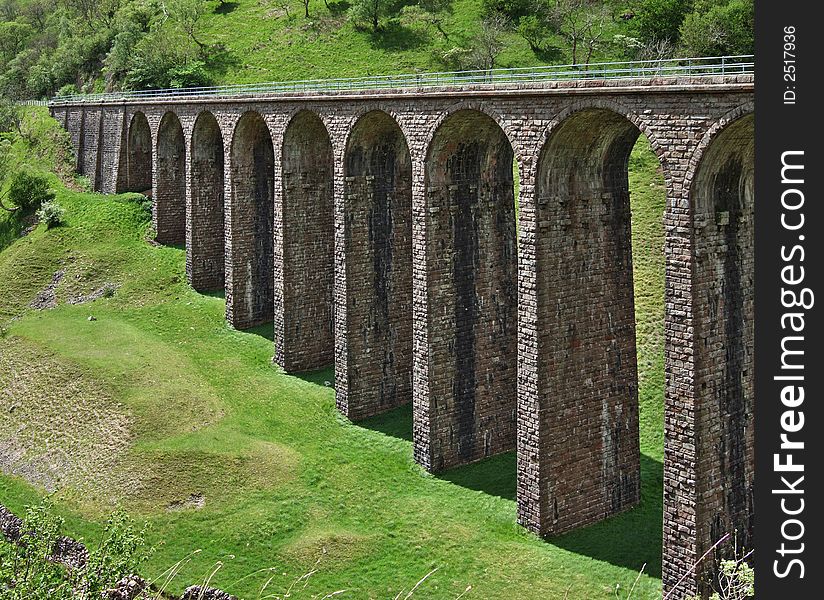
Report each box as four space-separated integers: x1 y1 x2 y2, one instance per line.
0 115 667 599
197 0 635 85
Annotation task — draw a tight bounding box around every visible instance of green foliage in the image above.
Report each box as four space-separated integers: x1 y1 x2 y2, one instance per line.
0 96 19 133
348 0 391 32
708 558 754 600
0 499 69 600
481 0 531 20
632 0 693 45
80 511 153 596
36 199 65 228
0 500 152 600
6 168 54 213
678 0 753 56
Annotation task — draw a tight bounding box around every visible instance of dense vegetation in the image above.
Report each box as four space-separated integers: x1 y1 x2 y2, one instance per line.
0 0 754 99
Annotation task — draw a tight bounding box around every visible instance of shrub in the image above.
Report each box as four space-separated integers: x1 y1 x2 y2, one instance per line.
36 199 65 229
0 500 153 600
7 168 55 213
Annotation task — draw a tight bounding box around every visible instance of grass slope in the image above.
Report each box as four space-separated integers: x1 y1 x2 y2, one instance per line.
198 0 633 84
0 111 666 599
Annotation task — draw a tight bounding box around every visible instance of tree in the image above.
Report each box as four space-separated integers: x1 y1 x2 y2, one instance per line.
553 0 609 66
0 22 35 66
468 13 508 70
400 0 454 41
348 0 389 33
633 0 693 46
169 0 209 57
678 0 754 57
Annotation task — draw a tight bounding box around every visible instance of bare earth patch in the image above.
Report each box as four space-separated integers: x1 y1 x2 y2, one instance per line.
0 336 132 495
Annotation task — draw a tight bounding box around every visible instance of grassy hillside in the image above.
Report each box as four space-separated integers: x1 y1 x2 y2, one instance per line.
0 108 667 599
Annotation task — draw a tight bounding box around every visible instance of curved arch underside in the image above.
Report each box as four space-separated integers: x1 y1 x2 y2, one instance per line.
189 111 225 291
421 109 517 471
277 111 335 373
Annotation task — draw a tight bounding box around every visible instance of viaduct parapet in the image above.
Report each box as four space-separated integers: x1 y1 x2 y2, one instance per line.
51 71 755 598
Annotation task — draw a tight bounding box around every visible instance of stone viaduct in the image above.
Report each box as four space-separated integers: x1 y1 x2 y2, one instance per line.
51 71 754 598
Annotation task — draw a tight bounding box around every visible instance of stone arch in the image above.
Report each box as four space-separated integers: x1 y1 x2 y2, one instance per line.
416 108 517 471
275 109 335 372
155 111 187 246
118 111 152 194
340 109 413 420
423 101 521 168
227 110 275 329
188 111 225 291
672 111 754 597
531 98 671 199
518 106 647 536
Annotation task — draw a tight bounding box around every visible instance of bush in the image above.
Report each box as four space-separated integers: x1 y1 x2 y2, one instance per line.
36 199 65 228
6 168 55 213
0 500 153 600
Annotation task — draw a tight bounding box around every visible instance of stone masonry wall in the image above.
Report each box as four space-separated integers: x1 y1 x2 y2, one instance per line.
155 112 187 246
56 75 754 598
79 107 101 191
341 110 413 420
421 109 517 470
188 111 225 291
226 111 275 329
518 108 641 535
277 110 334 372
686 113 755 596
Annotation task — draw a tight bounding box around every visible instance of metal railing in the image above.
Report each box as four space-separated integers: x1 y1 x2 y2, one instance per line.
49 55 754 105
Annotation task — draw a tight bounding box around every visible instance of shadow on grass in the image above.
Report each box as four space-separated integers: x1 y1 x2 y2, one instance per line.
368 21 428 51
243 321 274 341
214 1 239 14
553 453 664 578
327 0 351 15
200 289 225 299
292 364 335 388
437 450 663 577
358 402 413 442
439 451 517 501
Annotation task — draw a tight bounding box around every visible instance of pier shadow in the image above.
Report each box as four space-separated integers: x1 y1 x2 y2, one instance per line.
244 321 274 341
439 451 517 501
552 453 664 578
436 449 663 577
358 403 413 442
214 1 238 14
293 364 335 388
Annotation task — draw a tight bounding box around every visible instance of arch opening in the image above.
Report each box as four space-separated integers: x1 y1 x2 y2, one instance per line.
228 111 275 329
277 110 334 372
119 112 152 194
341 110 413 420
684 113 754 594
420 109 517 471
189 111 225 292
519 108 646 537
156 112 186 246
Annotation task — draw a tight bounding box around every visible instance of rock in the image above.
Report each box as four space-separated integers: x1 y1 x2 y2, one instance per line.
101 574 149 600
180 585 237 600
